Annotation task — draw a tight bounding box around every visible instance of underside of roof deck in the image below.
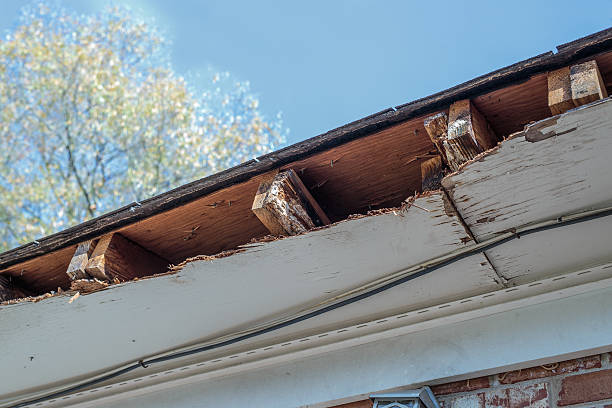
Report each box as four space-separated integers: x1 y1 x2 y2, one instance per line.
0 28 611 298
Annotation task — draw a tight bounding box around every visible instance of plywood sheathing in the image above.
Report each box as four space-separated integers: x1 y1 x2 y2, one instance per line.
595 52 612 94
442 98 612 284
280 117 434 220
0 247 73 294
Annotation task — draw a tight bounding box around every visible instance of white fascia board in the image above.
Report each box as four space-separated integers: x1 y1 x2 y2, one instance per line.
0 193 500 399
444 97 612 283
15 261 612 408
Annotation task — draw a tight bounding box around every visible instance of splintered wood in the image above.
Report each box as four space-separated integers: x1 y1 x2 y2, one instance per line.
85 233 170 281
548 60 608 115
66 240 96 280
252 169 330 236
424 100 498 171
64 233 170 290
421 156 444 191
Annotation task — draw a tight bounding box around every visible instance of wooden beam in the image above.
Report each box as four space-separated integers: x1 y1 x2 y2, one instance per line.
85 233 170 282
548 66 575 115
252 169 330 236
0 274 27 302
570 60 608 106
66 240 96 280
426 100 497 171
548 60 608 115
423 112 452 169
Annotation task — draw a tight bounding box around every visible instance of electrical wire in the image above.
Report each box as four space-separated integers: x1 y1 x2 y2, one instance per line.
6 205 612 408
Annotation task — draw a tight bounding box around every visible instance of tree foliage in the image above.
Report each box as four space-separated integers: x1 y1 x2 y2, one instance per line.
0 2 285 251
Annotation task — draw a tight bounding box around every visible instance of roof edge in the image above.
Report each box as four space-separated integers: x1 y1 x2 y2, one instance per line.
1 27 611 270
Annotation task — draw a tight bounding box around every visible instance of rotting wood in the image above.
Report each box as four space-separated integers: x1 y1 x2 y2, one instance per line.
548 67 575 115
252 169 330 236
570 60 608 106
548 60 608 115
444 100 498 170
66 240 96 281
443 98 612 284
70 278 109 293
0 30 611 291
423 112 451 168
421 156 444 191
85 233 170 281
0 274 27 302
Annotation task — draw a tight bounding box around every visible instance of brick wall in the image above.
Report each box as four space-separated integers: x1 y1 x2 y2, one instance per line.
332 353 612 408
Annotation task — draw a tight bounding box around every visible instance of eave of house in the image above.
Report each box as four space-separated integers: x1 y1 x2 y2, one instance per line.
1 28 612 295
1 98 612 407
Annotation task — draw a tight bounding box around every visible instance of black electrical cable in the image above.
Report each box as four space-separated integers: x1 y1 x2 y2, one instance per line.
9 207 612 408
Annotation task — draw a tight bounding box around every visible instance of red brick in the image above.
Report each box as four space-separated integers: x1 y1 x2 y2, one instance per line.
439 392 485 408
484 388 510 408
432 376 490 395
498 355 601 384
483 383 549 408
558 369 612 406
331 400 372 408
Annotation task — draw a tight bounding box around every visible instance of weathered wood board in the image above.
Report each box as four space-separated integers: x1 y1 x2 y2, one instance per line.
443 98 612 282
0 193 499 397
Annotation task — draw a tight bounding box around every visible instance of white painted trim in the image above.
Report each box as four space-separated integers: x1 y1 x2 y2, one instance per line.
13 261 612 408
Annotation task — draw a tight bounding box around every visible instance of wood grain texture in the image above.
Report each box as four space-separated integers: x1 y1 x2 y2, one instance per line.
421 156 444 191
0 274 27 301
66 240 95 281
445 100 498 169
548 67 575 115
252 170 323 236
86 233 170 281
570 60 608 106
280 116 435 220
424 112 450 167
443 98 612 282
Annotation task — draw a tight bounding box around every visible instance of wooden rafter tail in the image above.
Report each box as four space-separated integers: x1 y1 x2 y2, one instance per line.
0 274 27 302
66 240 96 281
548 59 608 115
425 100 497 171
548 66 575 115
423 112 451 169
570 60 608 106
85 233 170 282
252 169 330 236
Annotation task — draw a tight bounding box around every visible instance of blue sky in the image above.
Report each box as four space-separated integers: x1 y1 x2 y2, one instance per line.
1 1 611 145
